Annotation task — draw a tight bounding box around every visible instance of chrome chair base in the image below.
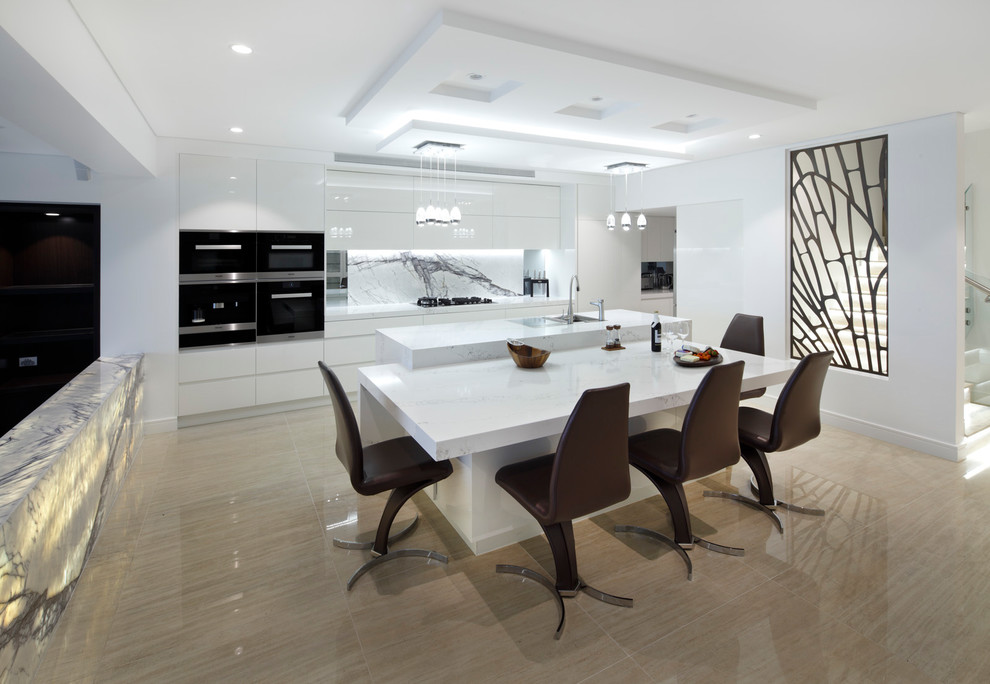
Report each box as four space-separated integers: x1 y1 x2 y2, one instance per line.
693 535 745 557
333 514 419 550
346 547 447 591
749 478 825 516
704 489 784 533
614 524 693 580
496 563 633 640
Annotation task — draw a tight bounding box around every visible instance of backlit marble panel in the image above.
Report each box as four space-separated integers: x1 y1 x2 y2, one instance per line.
347 250 523 304
0 355 143 682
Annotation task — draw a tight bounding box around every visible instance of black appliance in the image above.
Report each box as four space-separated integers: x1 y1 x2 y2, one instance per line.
179 282 257 348
179 230 256 282
257 279 324 341
415 296 494 307
257 232 324 279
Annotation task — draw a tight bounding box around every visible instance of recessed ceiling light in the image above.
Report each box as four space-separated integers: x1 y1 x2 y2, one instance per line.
230 44 253 55
468 73 484 80
591 96 603 102
229 176 237 180
749 133 761 140
45 212 59 217
229 127 244 133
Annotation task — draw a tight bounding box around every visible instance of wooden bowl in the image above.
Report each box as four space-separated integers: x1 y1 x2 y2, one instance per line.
507 341 551 369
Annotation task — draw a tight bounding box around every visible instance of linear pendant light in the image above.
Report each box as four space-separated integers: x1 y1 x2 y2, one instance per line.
414 141 463 227
605 161 647 232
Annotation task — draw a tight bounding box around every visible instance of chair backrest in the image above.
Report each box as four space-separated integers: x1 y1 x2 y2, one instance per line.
720 313 765 356
679 360 745 481
318 361 364 491
548 383 631 524
768 350 833 452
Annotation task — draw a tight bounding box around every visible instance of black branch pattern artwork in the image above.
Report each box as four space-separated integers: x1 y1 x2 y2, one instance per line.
790 135 888 375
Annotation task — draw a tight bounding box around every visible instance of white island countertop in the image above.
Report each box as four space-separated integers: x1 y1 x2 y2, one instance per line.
375 309 689 369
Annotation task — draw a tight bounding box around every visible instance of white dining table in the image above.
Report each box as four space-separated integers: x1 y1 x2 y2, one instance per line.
358 340 798 554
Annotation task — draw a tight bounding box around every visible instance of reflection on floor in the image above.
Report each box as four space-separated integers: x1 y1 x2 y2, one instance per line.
34 401 990 683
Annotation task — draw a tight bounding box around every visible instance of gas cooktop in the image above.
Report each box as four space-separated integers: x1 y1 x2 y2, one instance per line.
416 296 495 308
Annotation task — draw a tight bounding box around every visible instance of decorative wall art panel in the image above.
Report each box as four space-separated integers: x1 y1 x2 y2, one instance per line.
790 135 888 375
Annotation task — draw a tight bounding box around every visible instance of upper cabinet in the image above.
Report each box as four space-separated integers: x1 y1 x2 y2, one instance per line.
641 217 676 261
493 183 560 218
179 154 257 231
180 155 325 232
257 160 325 232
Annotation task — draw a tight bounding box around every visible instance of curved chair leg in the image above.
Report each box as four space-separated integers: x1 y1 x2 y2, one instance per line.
704 489 784 533
332 513 419 550
615 524 693 580
692 536 745 556
748 477 825 516
371 480 434 556
346 548 448 591
496 564 566 639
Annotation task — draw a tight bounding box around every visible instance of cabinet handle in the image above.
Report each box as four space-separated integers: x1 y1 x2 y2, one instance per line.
270 245 312 250
271 293 312 299
195 244 241 250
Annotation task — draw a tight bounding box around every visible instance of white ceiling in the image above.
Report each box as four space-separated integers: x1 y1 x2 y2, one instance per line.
3 0 990 175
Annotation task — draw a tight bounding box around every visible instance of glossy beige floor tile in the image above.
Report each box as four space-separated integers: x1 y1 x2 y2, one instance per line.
33 402 990 683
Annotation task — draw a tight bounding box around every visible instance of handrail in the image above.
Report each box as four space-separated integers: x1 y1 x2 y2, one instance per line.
966 274 990 300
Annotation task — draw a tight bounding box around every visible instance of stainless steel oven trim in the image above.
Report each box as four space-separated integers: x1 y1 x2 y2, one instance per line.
195 244 244 250
256 270 323 280
270 292 313 299
270 244 313 250
179 322 257 335
257 330 324 343
180 272 258 283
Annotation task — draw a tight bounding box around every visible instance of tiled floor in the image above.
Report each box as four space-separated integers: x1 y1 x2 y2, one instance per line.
34 401 990 683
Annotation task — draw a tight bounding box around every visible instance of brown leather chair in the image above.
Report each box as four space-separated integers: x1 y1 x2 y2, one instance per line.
705 350 833 532
318 361 453 590
495 383 633 639
616 360 746 579
720 313 766 400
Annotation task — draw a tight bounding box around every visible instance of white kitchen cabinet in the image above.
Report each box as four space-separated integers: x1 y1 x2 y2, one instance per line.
326 209 414 249
179 376 257 415
257 368 324 405
325 171 415 213
179 154 257 231
179 346 256 383
641 218 676 262
257 160 325 232
493 183 560 217
427 309 503 325
492 216 560 249
414 214 494 249
256 339 324 374
641 295 675 317
323 315 424 393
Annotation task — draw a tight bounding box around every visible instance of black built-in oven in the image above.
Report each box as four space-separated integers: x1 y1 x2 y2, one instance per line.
256 279 324 342
179 230 256 281
257 232 324 279
179 281 257 348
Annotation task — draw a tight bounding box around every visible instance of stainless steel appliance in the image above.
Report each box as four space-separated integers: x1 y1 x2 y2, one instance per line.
179 282 257 348
415 296 495 307
257 279 324 341
257 232 324 279
326 250 347 299
179 230 256 282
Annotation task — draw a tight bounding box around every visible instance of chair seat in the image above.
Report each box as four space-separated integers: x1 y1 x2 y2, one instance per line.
359 436 453 496
495 454 555 524
738 406 774 450
628 428 681 479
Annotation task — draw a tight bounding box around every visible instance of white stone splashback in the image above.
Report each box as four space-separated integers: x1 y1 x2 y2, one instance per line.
347 250 523 304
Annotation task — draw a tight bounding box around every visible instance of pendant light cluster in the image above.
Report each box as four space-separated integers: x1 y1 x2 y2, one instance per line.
414 141 463 227
605 162 648 232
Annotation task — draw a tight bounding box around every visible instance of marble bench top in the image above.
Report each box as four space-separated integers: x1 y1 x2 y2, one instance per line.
0 355 142 523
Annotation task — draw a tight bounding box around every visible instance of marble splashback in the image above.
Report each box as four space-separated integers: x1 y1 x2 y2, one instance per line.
347 250 523 304
0 355 144 682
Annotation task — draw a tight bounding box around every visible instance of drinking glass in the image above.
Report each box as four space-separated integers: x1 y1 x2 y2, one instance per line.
675 320 690 346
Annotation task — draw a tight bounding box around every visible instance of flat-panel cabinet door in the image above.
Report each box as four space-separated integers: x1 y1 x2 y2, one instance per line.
414 214 494 249
179 346 256 383
325 171 415 213
326 210 414 249
256 368 324 404
256 339 324 374
179 376 256 415
179 154 257 230
492 216 560 249
257 160 325 232
493 183 560 217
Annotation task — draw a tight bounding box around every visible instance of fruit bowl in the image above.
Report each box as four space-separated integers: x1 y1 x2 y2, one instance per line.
507 340 551 369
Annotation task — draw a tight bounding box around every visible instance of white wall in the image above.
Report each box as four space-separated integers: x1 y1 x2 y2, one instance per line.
641 113 965 460
576 183 641 312
964 129 990 351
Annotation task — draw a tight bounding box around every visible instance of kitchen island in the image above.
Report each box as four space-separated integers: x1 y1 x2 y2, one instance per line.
358 341 796 553
375 308 688 369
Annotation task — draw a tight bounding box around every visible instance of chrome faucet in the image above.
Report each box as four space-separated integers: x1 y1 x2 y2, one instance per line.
566 275 580 323
590 298 604 321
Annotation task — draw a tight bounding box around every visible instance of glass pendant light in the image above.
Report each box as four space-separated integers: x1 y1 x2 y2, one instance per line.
425 155 437 224
621 173 631 230
415 151 426 226
450 152 461 225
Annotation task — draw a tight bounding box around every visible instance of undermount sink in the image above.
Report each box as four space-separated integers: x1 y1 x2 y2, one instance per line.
514 316 567 328
544 314 603 324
